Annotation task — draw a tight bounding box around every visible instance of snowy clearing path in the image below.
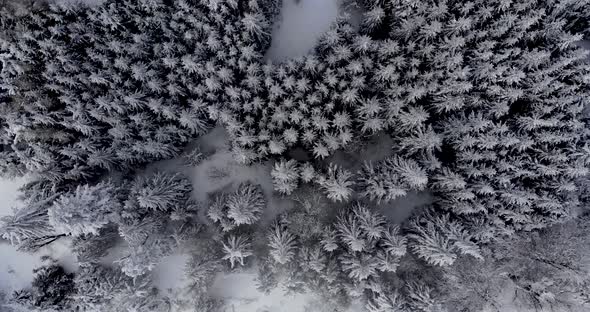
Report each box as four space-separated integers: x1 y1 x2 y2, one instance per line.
188 126 295 225
265 0 339 62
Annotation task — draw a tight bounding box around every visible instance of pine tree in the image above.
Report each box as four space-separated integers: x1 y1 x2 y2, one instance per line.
271 158 300 195
207 183 265 230
358 156 427 203
268 222 298 264
407 209 481 267
8 262 76 312
131 172 192 212
318 163 355 202
354 204 386 240
71 226 119 266
367 291 407 312
222 234 253 269
73 264 165 312
0 194 59 249
48 181 120 236
186 240 223 291
335 212 366 252
494 217 590 310
404 282 442 312
116 235 176 278
339 253 379 281
226 183 265 225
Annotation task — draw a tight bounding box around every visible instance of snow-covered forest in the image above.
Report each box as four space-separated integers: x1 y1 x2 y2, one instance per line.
0 0 589 311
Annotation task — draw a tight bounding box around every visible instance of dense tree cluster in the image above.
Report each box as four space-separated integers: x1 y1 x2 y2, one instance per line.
439 215 590 312
245 0 590 239
256 200 411 310
6 262 75 312
260 1 590 241
1 170 204 311
355 0 590 235
0 0 589 311
0 0 278 186
1 0 588 244
208 182 266 231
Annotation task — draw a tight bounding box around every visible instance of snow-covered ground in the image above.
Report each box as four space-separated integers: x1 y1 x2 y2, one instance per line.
0 177 26 217
188 126 295 225
210 272 312 312
153 253 191 292
0 177 77 294
265 0 339 62
580 40 590 61
0 177 30 293
210 271 364 312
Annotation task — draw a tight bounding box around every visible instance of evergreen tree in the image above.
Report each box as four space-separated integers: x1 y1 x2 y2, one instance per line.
131 172 192 212
116 235 176 278
71 226 119 266
407 209 482 267
268 221 298 264
0 193 60 250
8 262 75 312
226 183 265 226
207 182 265 230
271 158 300 195
367 291 407 312
317 163 355 202
222 234 253 269
73 264 166 312
358 156 428 203
48 181 120 236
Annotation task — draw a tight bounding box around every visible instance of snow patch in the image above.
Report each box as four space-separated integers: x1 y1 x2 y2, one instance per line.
0 176 27 217
265 0 339 62
152 253 190 292
210 271 365 312
0 243 43 292
210 272 312 312
0 177 78 291
578 40 590 61
41 238 79 273
0 177 30 292
0 238 77 292
376 191 433 224
189 127 295 224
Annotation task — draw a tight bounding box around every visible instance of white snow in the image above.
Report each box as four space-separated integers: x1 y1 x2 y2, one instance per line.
210 271 321 312
0 244 44 293
265 0 339 62
152 253 190 292
579 40 590 61
0 176 26 217
188 126 295 224
376 191 433 224
0 236 78 293
0 177 77 293
210 270 364 312
0 177 29 293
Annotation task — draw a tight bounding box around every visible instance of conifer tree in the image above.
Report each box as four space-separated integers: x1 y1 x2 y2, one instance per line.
222 234 253 269
407 209 482 267
318 163 355 203
48 181 120 236
226 183 265 226
131 172 192 212
0 193 60 250
271 158 300 195
268 222 298 264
